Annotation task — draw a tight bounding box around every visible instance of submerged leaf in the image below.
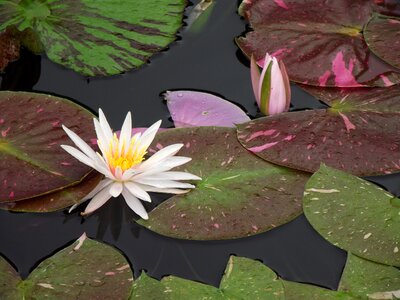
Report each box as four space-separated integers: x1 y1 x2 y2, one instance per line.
237 0 400 87
0 29 20 72
0 0 186 76
139 127 309 240
0 91 96 202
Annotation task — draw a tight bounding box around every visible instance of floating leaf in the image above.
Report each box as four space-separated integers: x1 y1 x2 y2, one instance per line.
138 127 309 240
0 234 133 298
283 281 357 300
164 91 250 128
0 170 102 212
0 257 22 300
339 254 400 298
236 84 400 176
0 29 20 72
236 0 400 87
303 165 400 267
0 0 186 76
0 91 96 202
364 14 400 70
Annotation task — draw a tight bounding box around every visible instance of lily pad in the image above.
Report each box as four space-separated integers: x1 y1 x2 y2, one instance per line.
283 281 358 300
0 28 20 72
339 253 400 298
236 84 400 176
364 14 400 70
303 165 400 267
236 0 400 87
0 234 133 299
0 170 103 212
0 0 186 76
164 91 250 128
0 91 96 202
138 127 309 240
0 257 21 300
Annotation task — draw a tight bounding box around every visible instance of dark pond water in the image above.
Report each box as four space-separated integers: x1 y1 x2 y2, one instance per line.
1 0 399 292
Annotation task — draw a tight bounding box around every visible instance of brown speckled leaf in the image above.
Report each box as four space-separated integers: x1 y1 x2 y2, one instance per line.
365 14 400 70
237 84 400 176
0 29 20 72
237 0 400 87
138 127 309 240
0 91 96 202
0 171 103 213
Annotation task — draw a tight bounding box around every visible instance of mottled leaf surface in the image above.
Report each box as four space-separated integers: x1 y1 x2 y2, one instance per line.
303 165 400 267
365 14 400 70
339 254 400 298
0 29 20 72
0 171 103 212
237 85 400 176
237 0 400 87
0 92 96 202
0 0 186 76
283 281 359 300
139 127 309 240
164 91 250 128
0 257 22 300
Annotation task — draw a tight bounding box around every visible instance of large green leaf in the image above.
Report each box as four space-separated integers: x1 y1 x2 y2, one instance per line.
0 234 133 299
236 0 400 87
283 281 358 300
303 165 400 267
236 84 400 176
0 0 186 76
138 127 309 240
0 91 96 202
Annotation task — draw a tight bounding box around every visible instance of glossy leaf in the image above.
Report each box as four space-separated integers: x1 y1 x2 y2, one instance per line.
237 84 400 176
0 91 96 202
303 165 400 267
237 0 400 87
365 14 400 70
138 127 309 240
0 171 103 212
0 0 186 76
164 91 250 128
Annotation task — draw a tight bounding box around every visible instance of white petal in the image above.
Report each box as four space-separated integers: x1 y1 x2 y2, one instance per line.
62 125 98 161
115 166 123 180
135 171 201 181
122 188 148 219
137 120 161 152
82 185 112 215
135 183 191 195
93 118 109 155
121 168 138 181
98 108 114 142
134 178 195 189
138 143 184 171
60 145 95 168
124 182 151 202
82 178 113 201
119 111 132 155
109 182 123 197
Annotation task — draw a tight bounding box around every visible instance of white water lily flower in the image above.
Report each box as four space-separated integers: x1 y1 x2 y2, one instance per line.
61 109 201 219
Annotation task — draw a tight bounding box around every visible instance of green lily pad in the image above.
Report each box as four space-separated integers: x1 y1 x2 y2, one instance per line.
236 84 400 176
339 253 400 298
0 234 133 299
303 165 400 267
138 127 309 240
0 0 186 76
365 14 400 70
236 0 400 87
283 281 359 300
0 91 96 202
0 170 103 212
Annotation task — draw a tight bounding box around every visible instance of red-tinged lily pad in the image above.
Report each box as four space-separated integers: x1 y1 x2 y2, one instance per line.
0 171 103 213
0 234 133 299
0 91 96 202
138 127 309 240
0 29 20 72
164 91 250 128
0 0 186 76
303 165 400 267
236 0 400 87
237 84 400 176
364 14 400 70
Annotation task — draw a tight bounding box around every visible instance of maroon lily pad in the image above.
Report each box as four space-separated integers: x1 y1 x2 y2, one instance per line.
0 91 96 202
236 0 400 87
236 84 400 176
364 14 400 70
0 29 20 72
0 171 103 213
164 91 250 127
138 127 309 240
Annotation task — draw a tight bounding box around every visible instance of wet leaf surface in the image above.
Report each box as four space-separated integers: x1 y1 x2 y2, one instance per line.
237 0 400 87
0 91 96 202
303 165 400 267
237 84 400 176
0 0 186 76
139 127 309 240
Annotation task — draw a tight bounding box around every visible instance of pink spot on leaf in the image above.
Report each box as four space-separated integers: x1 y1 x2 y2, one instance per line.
318 71 331 86
51 121 60 127
274 0 288 9
249 142 279 153
380 74 394 87
36 108 44 113
1 127 10 137
245 129 277 142
339 113 356 132
332 52 362 87
9 191 14 198
0 119 4 124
